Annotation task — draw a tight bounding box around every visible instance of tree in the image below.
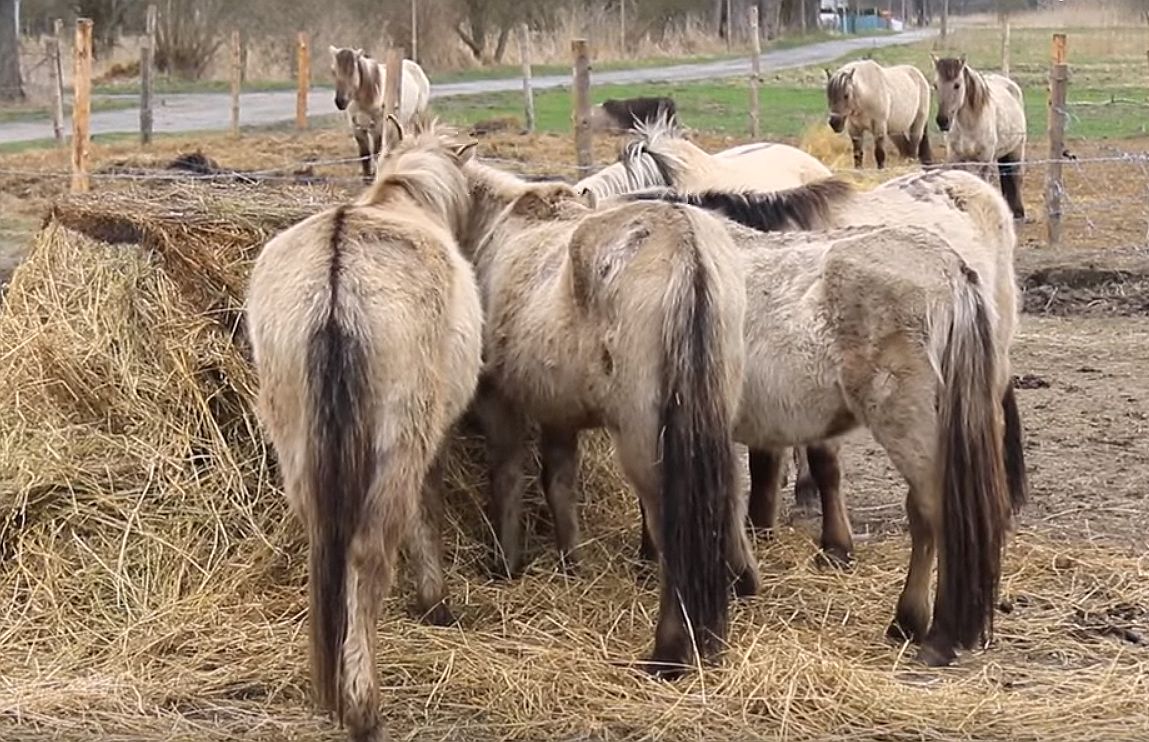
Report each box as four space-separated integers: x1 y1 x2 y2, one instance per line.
0 0 22 102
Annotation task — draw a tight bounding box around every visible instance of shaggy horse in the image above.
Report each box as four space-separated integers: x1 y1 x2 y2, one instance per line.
824 59 934 169
329 46 432 181
623 167 1028 574
377 119 754 678
245 124 483 742
931 54 1027 219
575 115 833 202
590 96 678 133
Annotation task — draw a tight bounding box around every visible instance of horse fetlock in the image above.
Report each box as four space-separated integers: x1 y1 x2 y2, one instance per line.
815 544 855 571
916 631 959 667
415 599 457 628
733 564 760 599
886 601 930 645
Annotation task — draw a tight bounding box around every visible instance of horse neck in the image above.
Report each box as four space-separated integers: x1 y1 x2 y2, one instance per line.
461 160 530 260
357 57 382 108
957 67 990 126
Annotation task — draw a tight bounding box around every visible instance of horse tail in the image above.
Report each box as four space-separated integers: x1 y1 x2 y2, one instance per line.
934 262 1011 652
304 206 374 719
1002 383 1028 514
655 206 739 664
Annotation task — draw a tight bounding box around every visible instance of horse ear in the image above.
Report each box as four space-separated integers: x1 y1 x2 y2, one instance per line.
353 48 364 57
577 187 598 209
823 67 832 81
929 51 939 65
329 45 339 59
451 141 478 164
958 53 967 67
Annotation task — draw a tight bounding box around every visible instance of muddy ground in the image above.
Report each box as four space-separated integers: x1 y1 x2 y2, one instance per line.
1 128 1148 556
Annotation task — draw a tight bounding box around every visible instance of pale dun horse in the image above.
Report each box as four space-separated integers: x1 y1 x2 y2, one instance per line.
824 58 934 169
329 46 432 181
379 120 754 677
622 168 1028 570
931 54 1028 219
245 128 483 741
624 177 1020 664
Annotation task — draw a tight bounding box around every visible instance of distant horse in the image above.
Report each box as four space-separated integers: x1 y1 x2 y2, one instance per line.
621 178 1020 665
245 120 483 742
931 54 1027 219
329 46 432 181
590 96 678 133
575 114 833 201
824 59 933 169
619 167 1028 571
380 118 754 678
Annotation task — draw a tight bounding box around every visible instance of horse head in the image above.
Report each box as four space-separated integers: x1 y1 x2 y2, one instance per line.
330 46 364 111
931 53 968 133
825 67 855 134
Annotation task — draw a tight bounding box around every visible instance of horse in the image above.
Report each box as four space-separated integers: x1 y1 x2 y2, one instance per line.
824 58 934 169
378 118 755 678
620 167 1028 577
930 54 1027 220
574 114 833 202
329 46 432 181
590 96 678 133
244 120 483 742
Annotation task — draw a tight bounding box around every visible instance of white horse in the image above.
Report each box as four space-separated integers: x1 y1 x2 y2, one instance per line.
824 58 934 169
329 46 432 181
931 54 1027 220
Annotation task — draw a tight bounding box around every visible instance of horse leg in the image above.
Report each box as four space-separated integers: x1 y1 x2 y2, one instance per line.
726 463 760 599
850 128 865 169
873 123 889 170
341 458 420 742
354 127 373 183
746 447 784 535
473 386 531 579
539 425 582 572
997 151 1025 220
792 445 819 511
885 481 938 645
403 447 455 627
637 499 658 564
806 440 854 569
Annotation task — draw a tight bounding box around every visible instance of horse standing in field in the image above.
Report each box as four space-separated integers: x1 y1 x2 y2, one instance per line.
824 58 934 169
245 124 483 742
618 179 1021 665
378 119 754 678
931 54 1027 219
329 46 432 181
615 166 1027 574
575 114 833 202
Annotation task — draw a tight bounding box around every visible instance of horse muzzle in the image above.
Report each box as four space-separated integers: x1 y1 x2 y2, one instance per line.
828 116 845 134
334 96 349 111
935 115 951 132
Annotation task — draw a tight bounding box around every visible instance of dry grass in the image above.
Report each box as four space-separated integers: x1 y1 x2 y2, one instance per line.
0 182 1147 740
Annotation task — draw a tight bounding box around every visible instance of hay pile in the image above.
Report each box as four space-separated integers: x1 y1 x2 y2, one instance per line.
0 183 1147 741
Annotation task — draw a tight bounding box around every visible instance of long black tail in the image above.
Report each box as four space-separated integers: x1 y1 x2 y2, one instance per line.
935 266 1011 652
305 207 374 720
657 228 736 663
1002 384 1028 514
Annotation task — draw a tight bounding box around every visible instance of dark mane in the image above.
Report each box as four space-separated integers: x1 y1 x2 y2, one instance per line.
826 70 852 107
619 178 855 233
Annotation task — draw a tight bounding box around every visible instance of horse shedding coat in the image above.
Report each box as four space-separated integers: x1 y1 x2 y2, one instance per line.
931 54 1027 219
825 58 934 169
330 46 432 181
245 124 483 742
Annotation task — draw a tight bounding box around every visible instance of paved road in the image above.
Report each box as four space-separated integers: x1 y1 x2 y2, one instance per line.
0 29 936 144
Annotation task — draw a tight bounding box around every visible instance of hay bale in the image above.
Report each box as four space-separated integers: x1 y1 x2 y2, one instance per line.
1 183 1147 740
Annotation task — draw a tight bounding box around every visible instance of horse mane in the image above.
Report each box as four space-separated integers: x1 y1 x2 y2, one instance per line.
356 123 471 232
621 110 690 187
618 178 856 233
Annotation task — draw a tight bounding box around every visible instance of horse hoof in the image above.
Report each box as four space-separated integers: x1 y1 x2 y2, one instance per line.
814 547 854 571
420 603 458 628
486 557 522 581
916 641 957 667
558 552 581 576
641 656 689 681
733 567 760 599
885 619 923 645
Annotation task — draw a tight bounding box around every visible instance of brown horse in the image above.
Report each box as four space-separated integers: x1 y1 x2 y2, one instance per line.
376 119 753 678
245 122 483 741
622 167 1028 571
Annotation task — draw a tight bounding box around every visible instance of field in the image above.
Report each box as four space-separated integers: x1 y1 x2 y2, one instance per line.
1 13 1149 742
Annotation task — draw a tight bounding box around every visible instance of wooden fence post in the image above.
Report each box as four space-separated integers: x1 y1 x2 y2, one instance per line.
296 32 309 130
140 4 156 145
49 18 65 145
572 39 592 178
517 24 535 133
411 0 418 63
1001 21 1011 76
71 18 93 194
940 0 949 41
383 47 404 121
749 7 761 138
619 0 626 55
1046 33 1068 249
229 30 241 137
